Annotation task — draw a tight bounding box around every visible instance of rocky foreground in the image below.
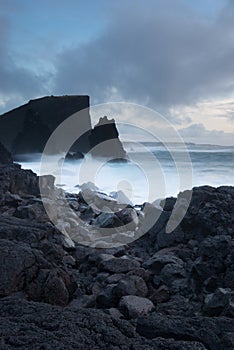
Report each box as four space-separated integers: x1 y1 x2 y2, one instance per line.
0 144 234 349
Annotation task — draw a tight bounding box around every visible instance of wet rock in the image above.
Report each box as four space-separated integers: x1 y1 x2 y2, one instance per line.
116 207 139 229
65 151 84 160
93 212 123 228
160 196 176 211
119 295 154 319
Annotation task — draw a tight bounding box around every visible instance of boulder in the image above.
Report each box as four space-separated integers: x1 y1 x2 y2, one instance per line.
119 295 154 319
203 288 234 316
143 253 184 274
99 255 140 273
115 275 148 298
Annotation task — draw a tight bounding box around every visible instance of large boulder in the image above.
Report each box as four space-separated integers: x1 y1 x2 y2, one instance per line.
119 295 154 319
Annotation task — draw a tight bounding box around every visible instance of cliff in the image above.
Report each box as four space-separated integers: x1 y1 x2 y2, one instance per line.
0 96 126 159
0 95 91 155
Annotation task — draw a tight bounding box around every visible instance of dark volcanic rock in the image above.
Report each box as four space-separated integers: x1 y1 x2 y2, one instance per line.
0 142 13 164
98 254 140 273
89 116 127 159
0 161 233 350
137 313 234 350
12 109 51 154
0 95 91 155
0 164 39 196
0 297 209 350
119 295 154 319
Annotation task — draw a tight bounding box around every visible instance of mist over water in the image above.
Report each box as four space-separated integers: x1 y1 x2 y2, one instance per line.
19 143 234 204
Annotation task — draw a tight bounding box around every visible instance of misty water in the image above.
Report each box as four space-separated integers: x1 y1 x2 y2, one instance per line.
19 143 234 205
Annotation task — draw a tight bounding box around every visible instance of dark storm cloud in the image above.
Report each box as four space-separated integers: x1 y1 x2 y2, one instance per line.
54 0 234 112
0 16 48 111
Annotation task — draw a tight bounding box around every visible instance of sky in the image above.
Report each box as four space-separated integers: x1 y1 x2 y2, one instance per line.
0 0 234 145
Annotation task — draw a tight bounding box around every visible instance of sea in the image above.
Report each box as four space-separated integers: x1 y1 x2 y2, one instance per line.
19 142 234 205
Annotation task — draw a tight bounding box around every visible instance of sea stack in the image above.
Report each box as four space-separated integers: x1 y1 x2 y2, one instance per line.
89 116 127 159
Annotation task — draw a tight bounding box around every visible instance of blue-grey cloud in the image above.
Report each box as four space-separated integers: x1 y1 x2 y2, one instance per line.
0 15 49 111
54 0 234 114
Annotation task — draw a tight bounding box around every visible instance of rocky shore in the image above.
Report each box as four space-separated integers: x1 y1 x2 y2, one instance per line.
0 143 233 349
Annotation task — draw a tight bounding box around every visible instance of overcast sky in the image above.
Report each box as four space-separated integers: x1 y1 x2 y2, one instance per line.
0 0 233 145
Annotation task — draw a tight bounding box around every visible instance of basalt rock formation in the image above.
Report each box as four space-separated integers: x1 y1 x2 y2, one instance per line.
0 142 13 164
0 97 127 160
90 116 127 159
0 95 91 155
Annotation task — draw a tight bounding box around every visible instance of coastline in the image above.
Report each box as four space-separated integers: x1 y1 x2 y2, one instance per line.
0 157 233 349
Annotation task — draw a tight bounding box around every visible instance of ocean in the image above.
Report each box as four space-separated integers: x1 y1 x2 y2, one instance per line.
19 142 234 205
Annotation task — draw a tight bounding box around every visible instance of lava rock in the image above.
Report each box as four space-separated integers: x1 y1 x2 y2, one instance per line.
203 288 234 316
0 142 13 164
99 255 140 273
119 295 154 319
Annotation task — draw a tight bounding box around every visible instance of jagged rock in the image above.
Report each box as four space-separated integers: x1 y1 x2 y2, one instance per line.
203 288 234 316
93 212 123 228
89 116 127 159
143 253 184 274
119 295 154 319
99 255 140 273
0 164 39 196
115 275 148 298
0 161 234 350
0 239 36 297
116 207 139 229
110 190 133 205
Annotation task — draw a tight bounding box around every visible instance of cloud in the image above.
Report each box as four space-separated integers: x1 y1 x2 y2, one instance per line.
179 123 234 146
0 15 49 113
169 98 234 135
54 0 234 114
